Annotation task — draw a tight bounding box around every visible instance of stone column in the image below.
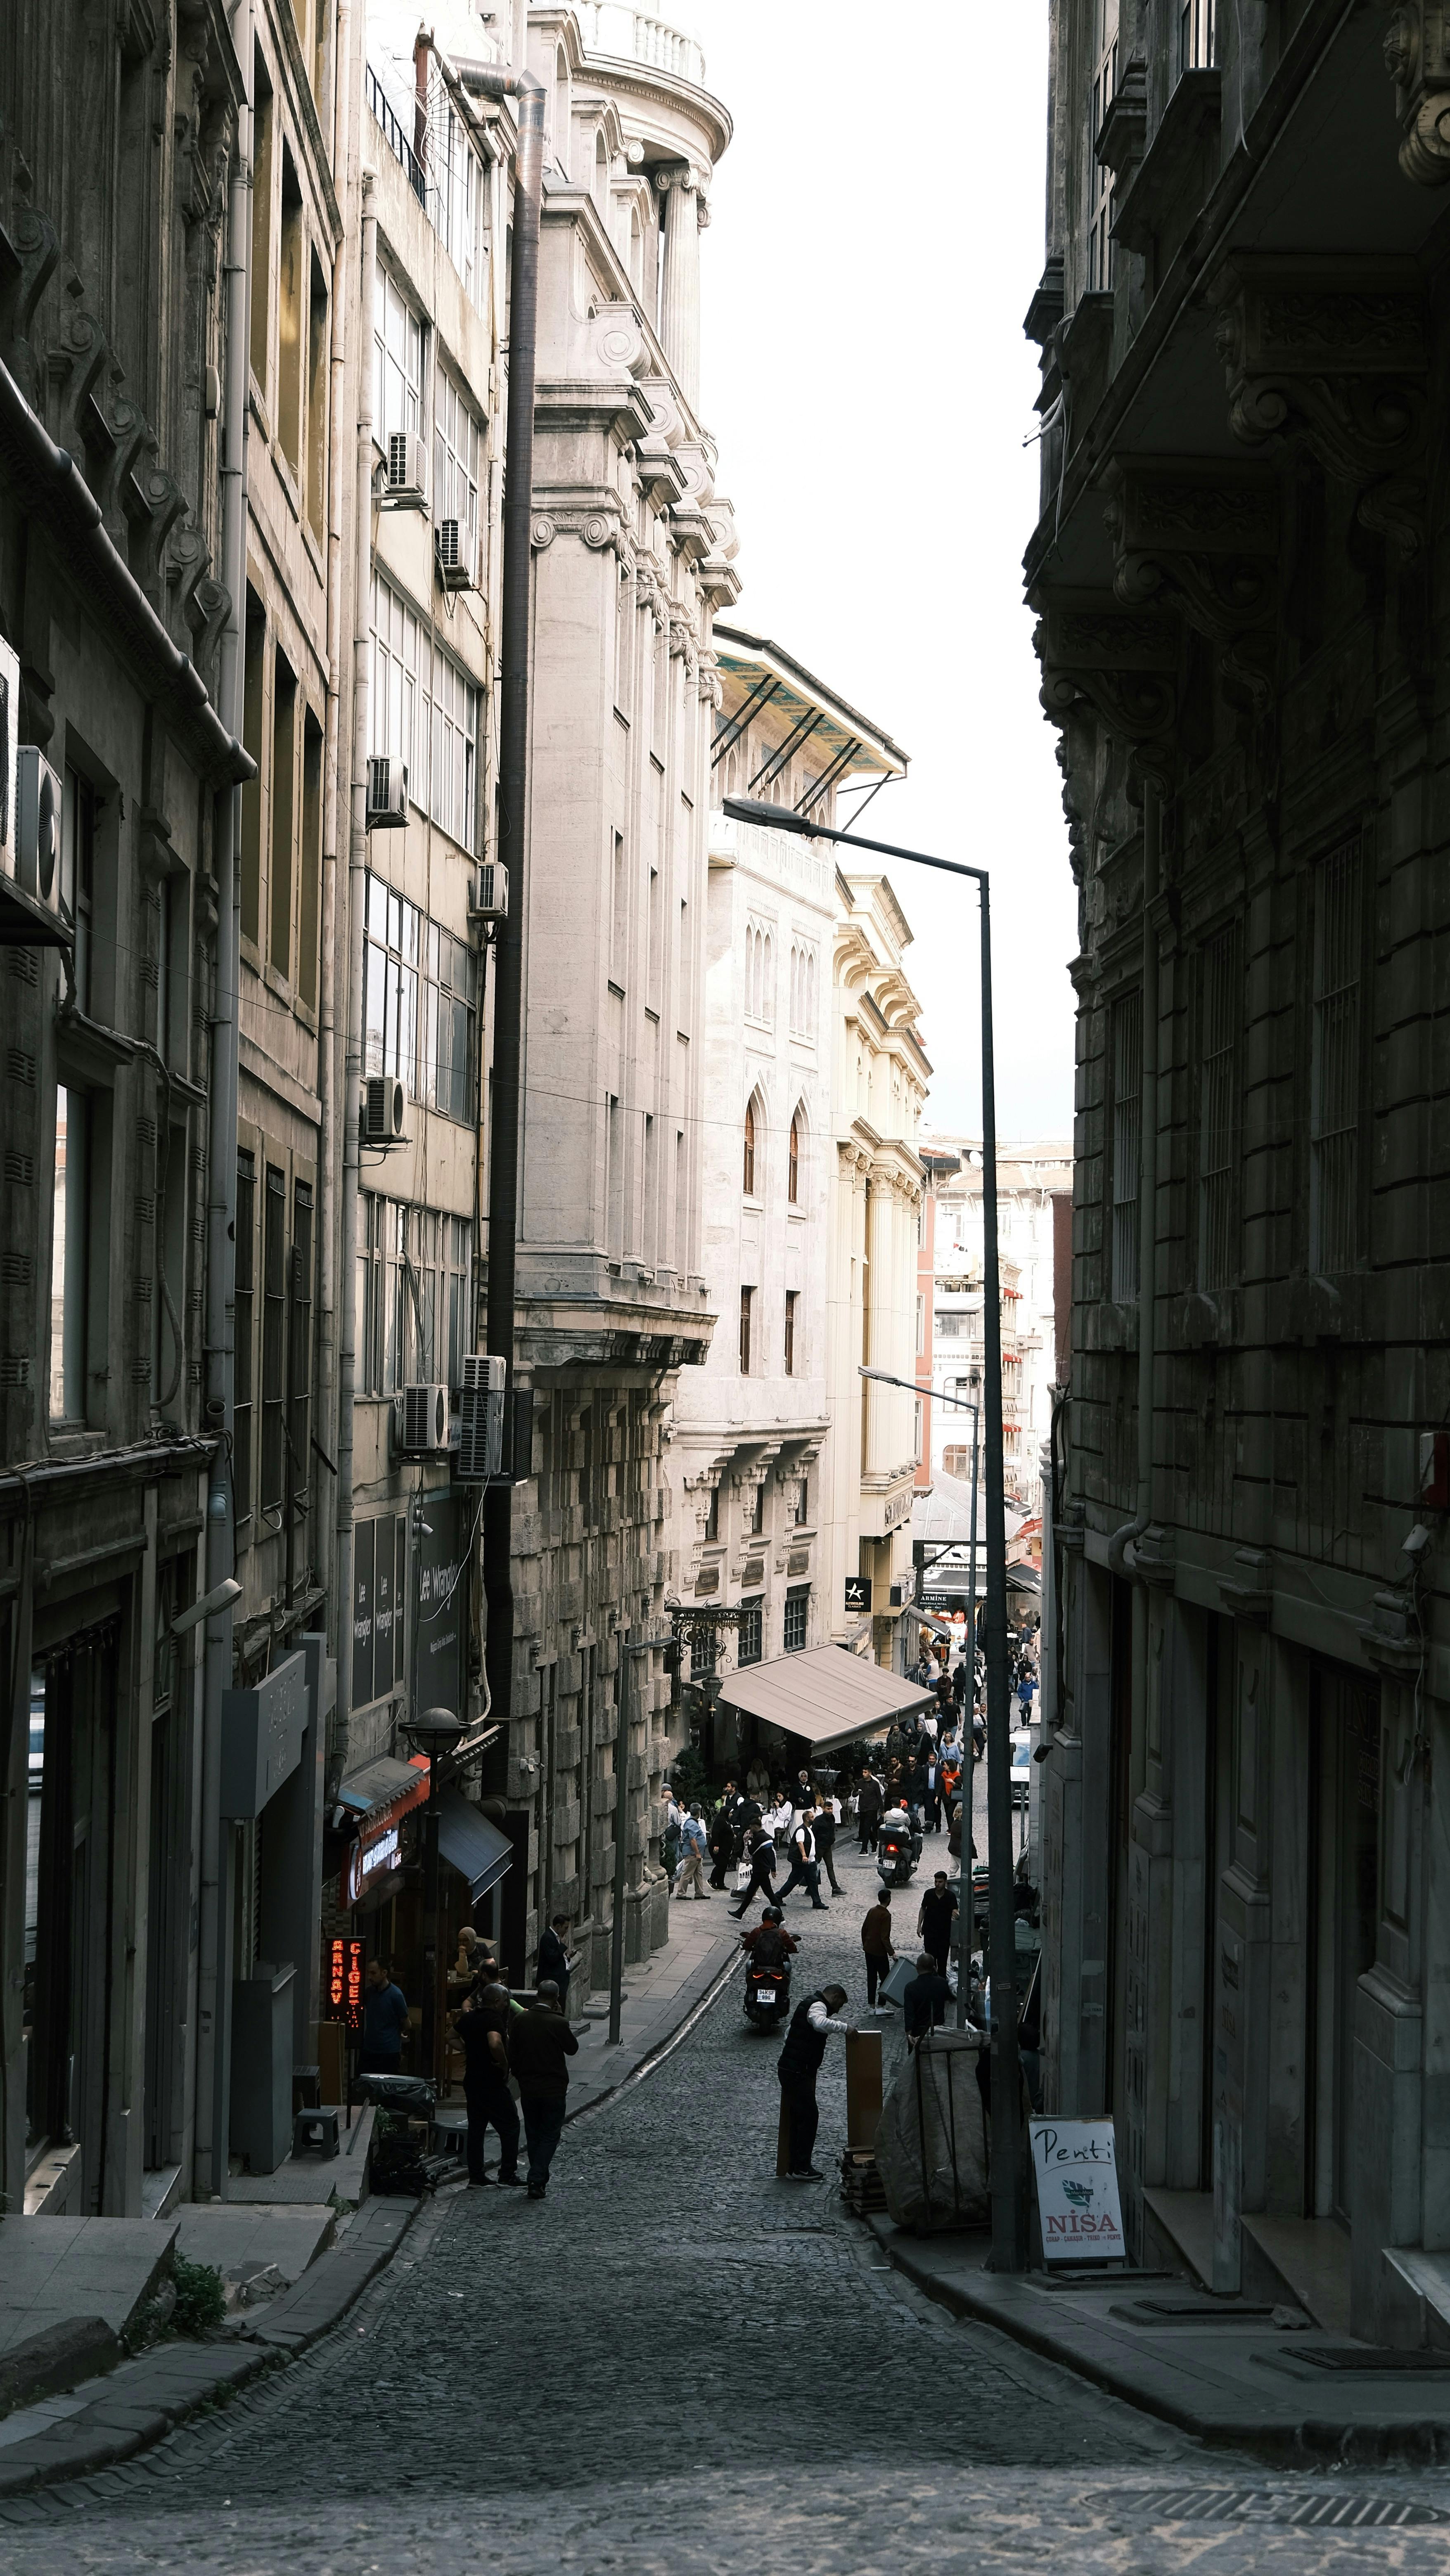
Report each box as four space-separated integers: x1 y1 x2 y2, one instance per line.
655 165 703 411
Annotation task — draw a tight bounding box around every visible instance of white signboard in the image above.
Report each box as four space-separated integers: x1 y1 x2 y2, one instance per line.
1029 2119 1125 2261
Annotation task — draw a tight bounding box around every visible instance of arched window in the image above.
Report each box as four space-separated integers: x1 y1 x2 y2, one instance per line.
594 131 608 215
788 1111 800 1205
553 50 570 176
743 1097 756 1196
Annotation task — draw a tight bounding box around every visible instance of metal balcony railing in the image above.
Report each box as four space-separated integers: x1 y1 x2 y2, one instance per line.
367 64 426 204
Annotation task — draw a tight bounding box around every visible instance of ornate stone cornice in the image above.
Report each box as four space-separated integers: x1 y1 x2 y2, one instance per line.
1103 457 1279 714
1207 253 1428 555
1033 590 1181 789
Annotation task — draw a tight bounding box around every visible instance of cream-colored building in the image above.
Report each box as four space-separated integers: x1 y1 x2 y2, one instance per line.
825 877 931 1669
673 629 905 1748
923 1137 1073 1513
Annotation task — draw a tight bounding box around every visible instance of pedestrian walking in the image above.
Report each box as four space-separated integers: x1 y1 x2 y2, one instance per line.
857 1767 883 1854
860 1889 896 2009
903 1954 952 2042
673 1803 711 1898
507 1982 580 2200
536 1912 575 2010
775 1809 827 1911
359 1958 410 2076
730 1824 780 1918
813 1793 843 1897
775 1983 851 2180
708 1794 737 1889
916 1870 959 1976
662 1782 684 1880
455 1982 523 2187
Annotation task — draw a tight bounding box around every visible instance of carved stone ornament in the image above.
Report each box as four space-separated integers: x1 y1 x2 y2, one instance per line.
1103 457 1279 713
1382 4 1450 184
1208 253 1428 554
531 516 556 549
1033 590 1181 790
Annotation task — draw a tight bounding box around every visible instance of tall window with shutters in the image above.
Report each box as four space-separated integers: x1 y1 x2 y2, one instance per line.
1110 990 1142 1303
1310 839 1364 1274
1197 923 1240 1290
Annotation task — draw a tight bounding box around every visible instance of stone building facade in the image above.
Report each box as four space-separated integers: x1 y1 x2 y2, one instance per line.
1033 1 1450 2342
923 1137 1073 1513
672 627 906 1747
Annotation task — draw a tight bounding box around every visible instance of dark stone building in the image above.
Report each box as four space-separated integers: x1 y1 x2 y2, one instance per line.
1032 2 1450 2343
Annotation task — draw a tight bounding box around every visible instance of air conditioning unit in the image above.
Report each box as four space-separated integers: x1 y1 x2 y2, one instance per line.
383 431 428 508
361 1075 406 1145
16 747 61 912
366 756 408 829
469 860 509 924
456 1354 507 1483
435 517 479 590
400 1382 450 1454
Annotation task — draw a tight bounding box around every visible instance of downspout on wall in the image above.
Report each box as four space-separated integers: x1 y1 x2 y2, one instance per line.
1107 779 1159 1589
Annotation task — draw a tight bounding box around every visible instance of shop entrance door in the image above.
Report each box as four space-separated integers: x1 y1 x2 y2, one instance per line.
27 1628 118 2207
1308 1665 1381 2226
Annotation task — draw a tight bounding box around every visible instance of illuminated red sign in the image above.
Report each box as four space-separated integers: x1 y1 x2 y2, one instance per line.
327 1935 365 2029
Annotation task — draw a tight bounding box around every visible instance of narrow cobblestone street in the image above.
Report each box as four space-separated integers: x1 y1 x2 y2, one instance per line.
7 1842 1450 2573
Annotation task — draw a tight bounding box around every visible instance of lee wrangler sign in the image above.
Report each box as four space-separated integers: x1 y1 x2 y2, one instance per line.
1029 2119 1125 2260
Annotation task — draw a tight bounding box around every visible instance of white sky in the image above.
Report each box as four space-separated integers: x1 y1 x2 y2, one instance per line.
683 0 1074 1144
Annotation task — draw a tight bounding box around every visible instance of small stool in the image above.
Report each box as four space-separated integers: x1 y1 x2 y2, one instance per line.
430 2106 469 2160
292 2107 339 2159
293 2064 322 2113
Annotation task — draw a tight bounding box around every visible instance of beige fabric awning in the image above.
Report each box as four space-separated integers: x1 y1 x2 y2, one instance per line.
716 1645 938 1752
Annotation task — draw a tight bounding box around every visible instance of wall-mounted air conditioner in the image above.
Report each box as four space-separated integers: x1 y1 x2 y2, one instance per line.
367 756 408 828
383 431 429 508
400 1383 450 1454
456 1354 507 1483
469 860 509 924
361 1075 406 1146
435 518 480 590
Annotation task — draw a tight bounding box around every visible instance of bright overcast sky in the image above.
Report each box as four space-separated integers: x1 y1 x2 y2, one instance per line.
682 0 1073 1145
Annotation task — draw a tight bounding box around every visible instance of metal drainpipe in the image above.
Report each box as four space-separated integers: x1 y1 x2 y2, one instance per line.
456 56 545 1739
1107 779 1159 1586
197 0 252 2203
316 0 355 1778
334 166 377 1800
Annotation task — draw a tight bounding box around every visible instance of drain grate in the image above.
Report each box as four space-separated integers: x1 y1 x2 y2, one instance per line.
1144 2488 1449 2528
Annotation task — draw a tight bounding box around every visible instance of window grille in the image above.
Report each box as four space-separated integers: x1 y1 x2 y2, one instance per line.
1088 0 1119 293
1310 839 1364 1273
1111 990 1142 1302
1197 923 1239 1290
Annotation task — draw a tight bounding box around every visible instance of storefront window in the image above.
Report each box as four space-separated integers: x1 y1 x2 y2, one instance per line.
784 1588 808 1654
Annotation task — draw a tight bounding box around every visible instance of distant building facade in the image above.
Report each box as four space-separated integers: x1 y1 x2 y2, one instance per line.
922 1138 1072 1515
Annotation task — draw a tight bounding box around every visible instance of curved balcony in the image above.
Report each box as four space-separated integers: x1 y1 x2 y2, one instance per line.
575 3 707 89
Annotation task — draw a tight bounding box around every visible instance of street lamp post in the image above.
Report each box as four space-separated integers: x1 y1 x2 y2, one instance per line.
407 1705 464 2087
727 786 1025 2274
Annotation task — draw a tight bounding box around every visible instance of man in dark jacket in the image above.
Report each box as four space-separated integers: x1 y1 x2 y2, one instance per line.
916 1870 960 1976
507 1982 580 2200
857 1768 884 1854
775 1811 827 1911
454 1982 524 2187
813 1797 842 1898
776 1984 850 2179
360 1958 409 2075
708 1794 738 1889
903 1954 952 2041
730 1824 780 1919
537 1913 574 2010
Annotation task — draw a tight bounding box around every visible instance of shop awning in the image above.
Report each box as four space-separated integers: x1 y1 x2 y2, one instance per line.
716 1645 937 1752
436 1790 513 1902
337 1753 432 1825
1007 1565 1042 1595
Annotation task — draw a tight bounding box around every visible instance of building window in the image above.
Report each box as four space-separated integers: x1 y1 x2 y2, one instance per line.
434 368 480 539
783 1587 808 1654
1198 921 1239 1290
261 1165 287 1515
789 939 817 1038
364 871 477 1120
374 265 422 446
742 1097 756 1196
1310 839 1363 1274
705 1482 720 1542
355 1195 471 1393
750 1477 765 1536
48 1087 91 1422
1178 0 1215 73
290 1181 313 1518
739 1285 753 1375
915 1292 925 1356
784 1289 798 1376
235 1151 255 1530
745 919 774 1024
428 76 483 307
788 1111 800 1204
250 57 274 386
60 767 95 1011
1110 989 1142 1303
737 1599 763 1667
794 1475 809 1526
913 1397 923 1465
1088 0 1118 293
371 572 478 847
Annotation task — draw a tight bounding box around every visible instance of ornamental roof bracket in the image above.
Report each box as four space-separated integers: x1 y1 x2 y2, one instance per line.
1102 456 1279 718
1384 6 1450 186
1033 588 1182 794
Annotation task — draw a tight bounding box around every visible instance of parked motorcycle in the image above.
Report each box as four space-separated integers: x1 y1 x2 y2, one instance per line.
744 1963 791 2029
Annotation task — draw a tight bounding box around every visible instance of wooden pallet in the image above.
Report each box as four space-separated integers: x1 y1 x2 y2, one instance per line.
839 2148 887 2216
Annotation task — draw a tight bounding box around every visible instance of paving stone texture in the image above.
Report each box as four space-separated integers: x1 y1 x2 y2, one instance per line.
5 1842 1450 2571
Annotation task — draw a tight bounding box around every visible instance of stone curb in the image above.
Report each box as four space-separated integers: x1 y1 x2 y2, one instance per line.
0 2317 121 2422
864 2215 1450 2465
0 2200 419 2498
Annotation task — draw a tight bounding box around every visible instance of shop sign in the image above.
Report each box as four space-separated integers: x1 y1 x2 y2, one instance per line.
343 1821 402 1908
843 1575 872 1612
1029 2119 1125 2260
415 1492 466 1716
326 1934 365 2029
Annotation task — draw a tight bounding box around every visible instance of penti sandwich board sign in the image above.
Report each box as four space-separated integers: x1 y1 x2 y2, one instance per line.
1029 2118 1125 2260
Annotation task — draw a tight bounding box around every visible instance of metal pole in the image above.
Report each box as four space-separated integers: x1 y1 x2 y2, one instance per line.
608 1627 631 2045
957 1396 979 2030
979 879 1025 2271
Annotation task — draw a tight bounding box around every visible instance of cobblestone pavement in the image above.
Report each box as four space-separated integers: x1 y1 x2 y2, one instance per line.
7 1840 1450 2572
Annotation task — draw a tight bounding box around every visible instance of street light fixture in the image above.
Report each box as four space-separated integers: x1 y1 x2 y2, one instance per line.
729 789 1026 2273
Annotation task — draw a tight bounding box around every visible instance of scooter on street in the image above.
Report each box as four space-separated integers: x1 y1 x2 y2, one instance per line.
876 1808 922 1887
743 1962 791 2029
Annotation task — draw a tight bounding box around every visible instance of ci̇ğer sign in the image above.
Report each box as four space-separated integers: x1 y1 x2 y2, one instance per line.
1029 2118 1125 2260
